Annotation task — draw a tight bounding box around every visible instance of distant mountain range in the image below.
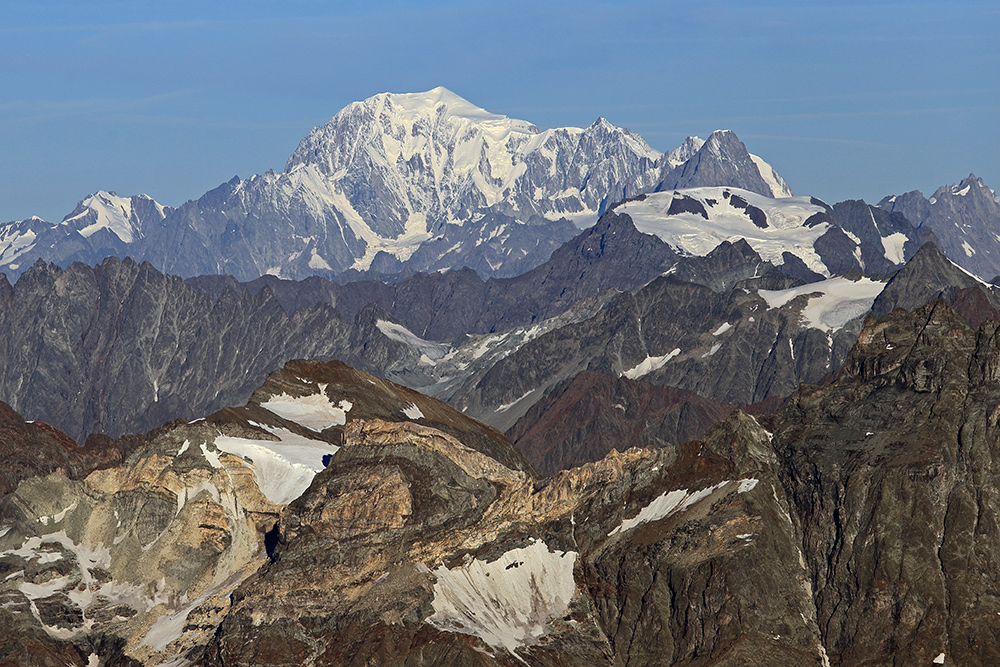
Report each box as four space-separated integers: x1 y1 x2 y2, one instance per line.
0 88 794 282
4 88 995 288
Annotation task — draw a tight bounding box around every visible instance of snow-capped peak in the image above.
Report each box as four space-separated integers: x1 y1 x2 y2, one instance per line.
285 87 541 176
664 136 705 169
617 186 836 275
280 87 671 261
749 153 794 198
375 86 539 133
61 191 165 243
932 173 989 201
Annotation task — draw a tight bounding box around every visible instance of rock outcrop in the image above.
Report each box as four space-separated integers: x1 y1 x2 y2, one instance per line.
878 174 1000 281
199 299 1000 666
763 299 1000 665
0 401 125 498
508 371 732 476
204 411 818 666
0 359 529 665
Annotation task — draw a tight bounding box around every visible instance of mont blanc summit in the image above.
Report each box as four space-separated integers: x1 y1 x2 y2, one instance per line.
0 88 793 281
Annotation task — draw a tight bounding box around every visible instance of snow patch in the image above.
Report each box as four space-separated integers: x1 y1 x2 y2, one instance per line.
199 443 222 469
4 530 170 639
307 247 332 270
880 232 908 264
175 481 220 516
427 540 577 656
376 320 450 361
701 343 722 358
962 240 976 257
176 440 190 457
749 153 793 198
495 390 534 413
933 653 945 664
609 481 730 536
402 403 424 420
260 391 352 431
214 427 336 504
37 502 77 526
623 348 681 380
712 322 732 336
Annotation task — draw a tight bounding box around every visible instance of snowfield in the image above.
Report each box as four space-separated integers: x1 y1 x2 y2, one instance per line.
213 426 338 504
618 187 839 276
758 276 886 332
260 384 352 431
609 478 760 537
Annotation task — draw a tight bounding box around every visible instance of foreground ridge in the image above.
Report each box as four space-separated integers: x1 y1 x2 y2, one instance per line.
2 298 999 664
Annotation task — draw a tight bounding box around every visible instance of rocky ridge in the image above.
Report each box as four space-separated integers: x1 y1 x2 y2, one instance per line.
878 173 1000 280
195 298 1000 666
0 359 527 665
507 371 733 476
4 298 1000 664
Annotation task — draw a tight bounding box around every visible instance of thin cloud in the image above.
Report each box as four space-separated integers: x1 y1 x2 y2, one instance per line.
632 105 1000 128
0 89 201 119
737 134 891 148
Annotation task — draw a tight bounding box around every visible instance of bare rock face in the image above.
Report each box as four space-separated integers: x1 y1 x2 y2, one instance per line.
204 411 826 666
198 300 1000 666
453 268 862 430
240 358 535 475
0 359 534 665
878 174 1000 281
765 299 1000 666
0 258 446 443
508 370 732 476
870 241 1000 321
0 411 289 666
7 301 1000 665
0 401 125 498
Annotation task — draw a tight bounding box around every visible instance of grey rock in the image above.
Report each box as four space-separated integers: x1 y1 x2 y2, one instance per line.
878 173 1000 279
831 199 936 273
655 130 780 198
0 257 423 442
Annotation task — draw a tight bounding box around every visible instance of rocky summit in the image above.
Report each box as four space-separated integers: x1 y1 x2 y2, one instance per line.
2 296 1000 665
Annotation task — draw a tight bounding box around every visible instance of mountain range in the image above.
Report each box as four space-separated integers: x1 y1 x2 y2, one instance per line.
4 298 1000 665
2 87 1000 666
0 88 794 282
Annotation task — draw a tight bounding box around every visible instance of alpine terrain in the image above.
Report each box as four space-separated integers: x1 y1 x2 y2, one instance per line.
1 87 999 667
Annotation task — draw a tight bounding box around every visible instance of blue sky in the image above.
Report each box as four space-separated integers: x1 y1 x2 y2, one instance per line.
2 0 997 222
